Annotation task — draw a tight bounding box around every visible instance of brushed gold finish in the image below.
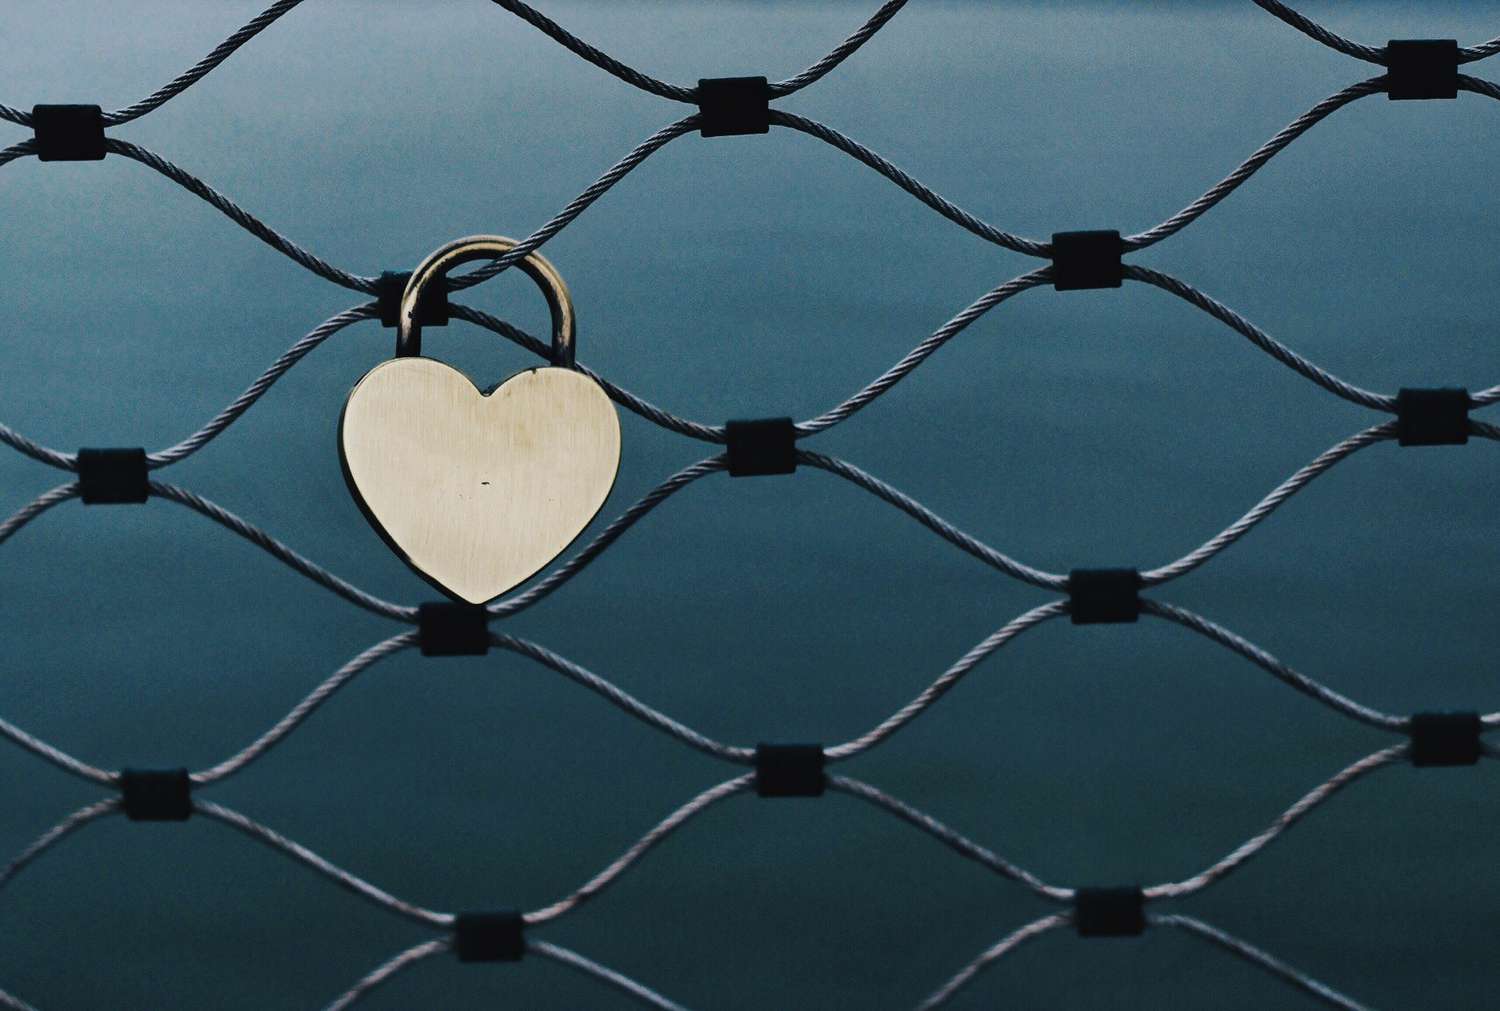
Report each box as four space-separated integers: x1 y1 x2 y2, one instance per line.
340 357 620 604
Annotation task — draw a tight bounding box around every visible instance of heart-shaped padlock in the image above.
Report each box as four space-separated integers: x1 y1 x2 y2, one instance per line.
339 235 620 604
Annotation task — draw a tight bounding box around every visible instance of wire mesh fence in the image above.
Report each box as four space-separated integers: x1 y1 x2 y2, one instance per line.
2 1 1498 1007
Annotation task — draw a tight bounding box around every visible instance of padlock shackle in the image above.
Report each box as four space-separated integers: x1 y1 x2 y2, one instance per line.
396 235 576 366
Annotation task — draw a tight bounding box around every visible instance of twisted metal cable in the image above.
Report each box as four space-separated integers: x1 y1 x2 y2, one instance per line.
2 19 1490 343
486 0 910 104
1249 1 1386 64
6 82 1477 464
1143 601 1408 731
1142 424 1396 585
487 455 728 618
104 0 309 125
765 0 911 97
5 119 696 298
482 0 694 102
825 586 1439 756
146 482 416 622
0 425 76 473
0 732 1475 1009
1461 74 1500 101
4 382 1470 670
448 116 698 291
0 483 79 546
194 800 452 928
459 260 1058 445
1146 745 1410 900
1124 78 1384 251
0 139 35 167
6 84 1381 377
4 598 1461 886
6 620 743 816
528 940 692 1011
1 776 756 941
1151 914 1371 1010
1129 73 1500 253
829 776 1071 902
799 452 1067 590
795 268 1054 436
324 936 691 1011
605 396 1411 612
322 937 450 1011
918 908 1372 1010
0 305 379 475
0 798 120 895
1125 267 1395 410
3 4 1498 1007
771 80 1387 264
0 0 308 128
0 742 1472 965
191 633 418 786
1252 1 1500 66
149 303 379 467
31 615 1433 939
1 79 1399 349
0 773 760 953
833 745 1428 917
104 139 377 292
1 483 416 632
917 912 1072 1009
3 429 1487 782
448 304 725 442
810 419 1479 602
0 801 440 935
0 714 116 787
525 774 755 925
0 986 39 1011
769 111 1051 257
825 601 1071 762
491 635 753 764
384 220 1432 446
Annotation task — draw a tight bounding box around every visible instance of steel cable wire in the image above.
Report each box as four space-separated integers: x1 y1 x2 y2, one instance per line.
2 1 1497 1006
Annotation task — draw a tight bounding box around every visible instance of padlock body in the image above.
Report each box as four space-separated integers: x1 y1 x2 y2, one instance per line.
339 357 620 603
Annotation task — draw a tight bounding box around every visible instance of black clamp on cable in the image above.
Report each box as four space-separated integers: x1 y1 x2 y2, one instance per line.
755 743 825 797
120 768 192 821
454 910 525 962
697 77 771 137
726 417 797 477
1074 886 1145 937
376 270 450 329
1067 568 1141 625
1385 40 1459 100
418 602 490 657
1395 387 1470 446
1409 712 1481 767
1051 230 1123 291
32 104 106 161
77 448 149 504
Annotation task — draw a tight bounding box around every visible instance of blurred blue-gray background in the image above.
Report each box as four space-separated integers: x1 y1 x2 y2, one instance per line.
3 2 1498 1007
